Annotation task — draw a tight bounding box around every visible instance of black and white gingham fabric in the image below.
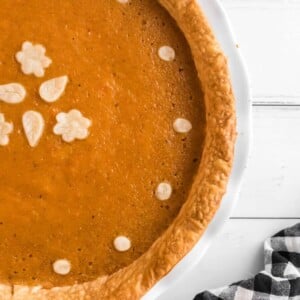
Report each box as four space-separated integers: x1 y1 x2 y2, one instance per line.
194 223 300 300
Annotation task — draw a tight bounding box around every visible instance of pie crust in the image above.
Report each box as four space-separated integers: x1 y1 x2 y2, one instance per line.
2 0 236 298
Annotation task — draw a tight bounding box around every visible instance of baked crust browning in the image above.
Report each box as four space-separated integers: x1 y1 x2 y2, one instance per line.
5 1 236 299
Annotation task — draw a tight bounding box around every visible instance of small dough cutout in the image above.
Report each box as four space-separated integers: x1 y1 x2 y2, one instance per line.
39 76 69 103
114 236 131 252
116 0 129 3
16 41 52 77
155 182 172 201
53 259 71 275
53 109 92 143
0 83 26 104
22 111 45 147
0 114 13 146
173 118 192 133
158 46 176 62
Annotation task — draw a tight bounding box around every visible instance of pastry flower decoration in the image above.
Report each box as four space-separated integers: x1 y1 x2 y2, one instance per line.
16 41 52 77
0 41 92 147
53 109 92 143
0 113 13 146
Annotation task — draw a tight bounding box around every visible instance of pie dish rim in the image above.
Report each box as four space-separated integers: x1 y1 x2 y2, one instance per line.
145 0 252 297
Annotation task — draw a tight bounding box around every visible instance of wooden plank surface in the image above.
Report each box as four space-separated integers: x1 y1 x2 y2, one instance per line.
234 106 300 217
222 0 300 101
159 219 298 300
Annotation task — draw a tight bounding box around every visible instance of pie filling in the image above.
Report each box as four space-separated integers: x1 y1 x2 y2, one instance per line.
0 0 205 287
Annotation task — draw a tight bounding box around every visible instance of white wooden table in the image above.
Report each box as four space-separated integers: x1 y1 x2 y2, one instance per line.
159 0 300 298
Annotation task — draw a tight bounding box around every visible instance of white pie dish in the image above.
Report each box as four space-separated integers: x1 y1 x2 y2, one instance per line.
143 0 252 298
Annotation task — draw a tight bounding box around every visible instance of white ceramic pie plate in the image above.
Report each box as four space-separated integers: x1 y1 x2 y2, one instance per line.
143 0 252 299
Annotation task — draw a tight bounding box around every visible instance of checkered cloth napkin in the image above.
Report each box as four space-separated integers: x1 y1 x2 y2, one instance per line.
194 223 300 300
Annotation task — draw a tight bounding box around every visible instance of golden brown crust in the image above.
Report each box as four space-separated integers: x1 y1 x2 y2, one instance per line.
9 1 236 299
0 284 11 300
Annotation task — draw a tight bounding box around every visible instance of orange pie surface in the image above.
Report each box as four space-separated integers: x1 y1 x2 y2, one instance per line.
0 0 205 287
